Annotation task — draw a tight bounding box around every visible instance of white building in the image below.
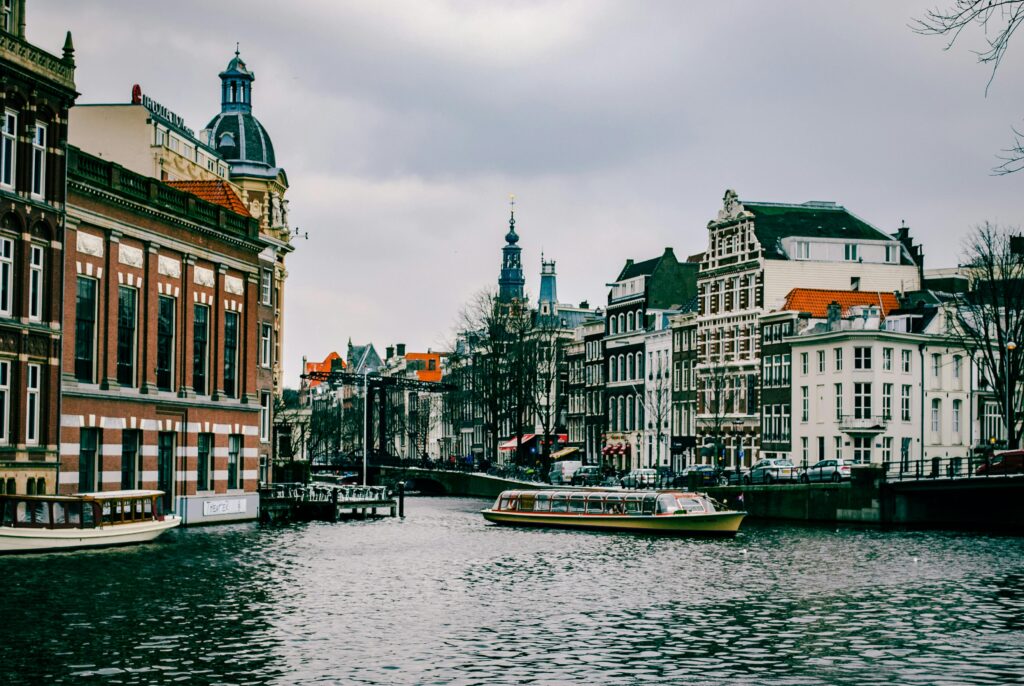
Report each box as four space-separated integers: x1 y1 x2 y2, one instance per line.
643 315 674 470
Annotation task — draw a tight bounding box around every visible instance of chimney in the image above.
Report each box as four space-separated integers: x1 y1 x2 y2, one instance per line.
386 346 394 360
827 302 841 331
396 343 406 357
579 300 589 309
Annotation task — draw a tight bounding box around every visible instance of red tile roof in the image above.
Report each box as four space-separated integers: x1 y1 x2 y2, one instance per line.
305 352 344 388
166 180 251 217
782 288 900 318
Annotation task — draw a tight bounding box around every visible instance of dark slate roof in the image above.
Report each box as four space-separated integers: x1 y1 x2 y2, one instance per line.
743 201 899 261
617 256 661 280
205 111 276 170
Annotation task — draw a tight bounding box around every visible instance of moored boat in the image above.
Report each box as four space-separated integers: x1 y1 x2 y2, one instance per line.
0 490 181 554
481 489 745 536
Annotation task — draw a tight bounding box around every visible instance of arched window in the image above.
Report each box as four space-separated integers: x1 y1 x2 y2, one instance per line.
618 355 625 381
5 477 13 494
618 313 625 333
35 478 45 495
609 397 617 430
637 353 644 378
636 309 644 330
618 399 625 431
25 478 34 496
627 398 634 430
609 317 617 335
609 357 617 382
637 398 645 430
626 311 634 331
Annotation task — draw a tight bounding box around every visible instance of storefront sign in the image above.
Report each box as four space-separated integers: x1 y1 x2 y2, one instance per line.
203 499 247 516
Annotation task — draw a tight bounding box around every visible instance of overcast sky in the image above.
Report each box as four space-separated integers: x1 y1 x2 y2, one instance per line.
29 0 1024 387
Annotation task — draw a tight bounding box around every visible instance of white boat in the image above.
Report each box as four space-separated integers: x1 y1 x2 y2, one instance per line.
0 489 181 554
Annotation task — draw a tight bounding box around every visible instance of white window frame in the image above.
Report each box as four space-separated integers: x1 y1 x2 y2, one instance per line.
931 399 941 434
883 347 893 371
0 359 8 445
260 392 271 442
901 350 912 373
260 323 272 368
844 243 858 261
26 363 40 446
30 122 46 199
834 348 843 372
1 109 16 189
28 245 43 322
261 268 272 305
0 236 12 316
795 240 810 259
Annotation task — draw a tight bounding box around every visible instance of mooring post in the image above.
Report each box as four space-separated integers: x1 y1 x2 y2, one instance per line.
398 482 405 518
331 487 339 522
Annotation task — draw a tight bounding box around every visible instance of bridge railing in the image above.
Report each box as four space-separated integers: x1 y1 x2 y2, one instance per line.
881 456 1023 482
260 482 390 502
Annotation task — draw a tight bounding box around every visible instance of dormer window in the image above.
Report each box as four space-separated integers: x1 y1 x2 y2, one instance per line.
844 243 859 261
219 132 236 148
795 241 809 259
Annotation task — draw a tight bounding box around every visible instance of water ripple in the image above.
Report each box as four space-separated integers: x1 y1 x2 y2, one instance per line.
0 498 1022 685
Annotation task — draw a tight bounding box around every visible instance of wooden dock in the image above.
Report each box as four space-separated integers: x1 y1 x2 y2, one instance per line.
259 482 404 524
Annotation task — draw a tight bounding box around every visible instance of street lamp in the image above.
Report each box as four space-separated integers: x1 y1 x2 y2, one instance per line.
1006 341 1017 449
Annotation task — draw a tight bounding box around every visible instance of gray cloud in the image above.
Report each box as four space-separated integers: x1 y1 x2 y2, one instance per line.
27 0 1024 386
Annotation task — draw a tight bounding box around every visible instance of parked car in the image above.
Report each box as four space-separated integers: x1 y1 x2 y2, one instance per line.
548 460 583 485
672 465 726 487
801 459 851 483
745 458 799 484
571 465 604 486
620 468 658 489
974 450 1024 476
721 467 749 485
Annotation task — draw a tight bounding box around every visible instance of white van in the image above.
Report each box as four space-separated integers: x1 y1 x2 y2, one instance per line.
548 460 582 485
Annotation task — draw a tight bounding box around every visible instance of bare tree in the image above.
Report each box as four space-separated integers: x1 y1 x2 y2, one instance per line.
644 358 673 469
531 316 568 478
946 222 1024 448
701 364 735 466
913 1 1024 173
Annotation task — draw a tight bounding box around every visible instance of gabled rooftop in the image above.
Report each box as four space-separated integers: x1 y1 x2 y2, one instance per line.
743 200 900 261
166 180 250 217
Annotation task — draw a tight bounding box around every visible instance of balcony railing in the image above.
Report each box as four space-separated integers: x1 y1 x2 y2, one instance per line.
838 414 889 432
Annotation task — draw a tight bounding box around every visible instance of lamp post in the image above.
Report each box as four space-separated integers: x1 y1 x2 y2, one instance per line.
1006 341 1017 449
362 369 369 486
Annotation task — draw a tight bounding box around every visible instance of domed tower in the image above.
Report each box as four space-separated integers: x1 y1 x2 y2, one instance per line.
202 48 289 237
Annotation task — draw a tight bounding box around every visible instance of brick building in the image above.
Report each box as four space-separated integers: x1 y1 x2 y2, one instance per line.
59 147 269 523
0 2 77 495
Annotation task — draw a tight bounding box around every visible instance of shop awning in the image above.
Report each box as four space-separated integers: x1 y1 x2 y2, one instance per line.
551 446 580 460
602 443 631 456
498 434 536 451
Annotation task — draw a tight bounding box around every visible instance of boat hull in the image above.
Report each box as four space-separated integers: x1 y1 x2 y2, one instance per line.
481 510 744 536
0 516 182 554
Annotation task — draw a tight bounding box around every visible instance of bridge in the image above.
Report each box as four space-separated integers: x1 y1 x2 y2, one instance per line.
376 465 556 499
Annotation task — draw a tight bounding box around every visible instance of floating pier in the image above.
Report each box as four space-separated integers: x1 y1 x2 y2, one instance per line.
259 482 403 524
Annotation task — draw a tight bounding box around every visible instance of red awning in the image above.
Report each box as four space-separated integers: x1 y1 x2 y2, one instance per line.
498 434 536 451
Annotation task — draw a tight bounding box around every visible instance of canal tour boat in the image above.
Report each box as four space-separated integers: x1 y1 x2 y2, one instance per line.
0 490 181 554
482 490 745 536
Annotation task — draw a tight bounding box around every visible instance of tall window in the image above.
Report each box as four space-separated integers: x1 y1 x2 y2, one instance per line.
260 323 272 368
854 382 872 419
901 350 912 373
31 122 46 198
27 245 43 321
79 429 99 493
844 243 858 261
952 355 963 389
75 277 98 382
227 434 241 489
157 296 175 391
882 436 893 463
1 110 15 188
25 363 39 445
121 430 140 490
854 346 871 370
116 286 138 386
834 383 843 421
261 268 272 305
801 386 809 422
931 398 941 434
0 360 8 445
0 237 12 316
193 304 209 394
223 311 239 397
883 348 893 371
834 348 843 372
853 436 871 464
835 436 843 460
197 433 213 491
801 352 808 375
901 385 912 422
260 392 271 442
952 399 962 439
817 350 825 373
883 383 893 419
931 353 941 381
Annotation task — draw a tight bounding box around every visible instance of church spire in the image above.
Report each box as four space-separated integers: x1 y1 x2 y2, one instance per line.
498 195 525 303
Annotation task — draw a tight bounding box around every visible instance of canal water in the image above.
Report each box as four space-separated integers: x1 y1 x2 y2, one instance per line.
1 497 1023 685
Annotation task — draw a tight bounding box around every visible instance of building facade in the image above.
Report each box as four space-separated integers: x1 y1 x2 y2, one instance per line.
60 147 268 523
669 311 698 471
696 190 922 469
0 2 77 495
